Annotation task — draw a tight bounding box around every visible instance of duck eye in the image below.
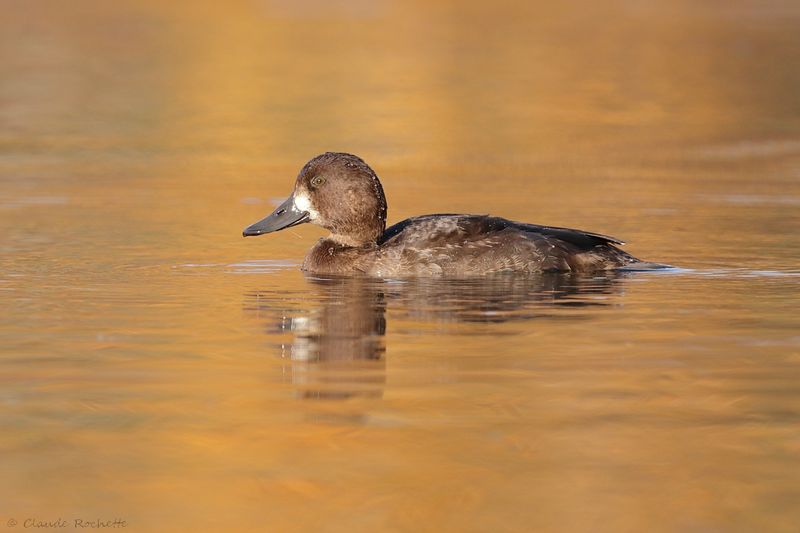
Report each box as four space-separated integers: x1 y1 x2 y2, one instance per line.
310 176 326 187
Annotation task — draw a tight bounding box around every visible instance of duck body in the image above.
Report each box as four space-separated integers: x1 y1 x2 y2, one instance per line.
304 214 640 276
244 152 662 277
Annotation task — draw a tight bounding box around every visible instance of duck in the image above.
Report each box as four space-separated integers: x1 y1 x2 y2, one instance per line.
243 152 665 277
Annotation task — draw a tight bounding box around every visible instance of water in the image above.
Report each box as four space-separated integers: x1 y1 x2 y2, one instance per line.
2 1 800 531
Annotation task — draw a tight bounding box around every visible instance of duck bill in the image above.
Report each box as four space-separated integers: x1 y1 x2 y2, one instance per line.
242 196 310 237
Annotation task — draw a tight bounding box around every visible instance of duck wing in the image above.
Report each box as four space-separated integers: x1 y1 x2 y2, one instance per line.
380 215 625 249
511 222 625 247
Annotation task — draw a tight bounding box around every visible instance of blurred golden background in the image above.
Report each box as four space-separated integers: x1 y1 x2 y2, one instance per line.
1 1 799 532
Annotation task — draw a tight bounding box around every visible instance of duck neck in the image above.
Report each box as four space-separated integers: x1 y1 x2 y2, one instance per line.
328 232 379 248
326 217 385 248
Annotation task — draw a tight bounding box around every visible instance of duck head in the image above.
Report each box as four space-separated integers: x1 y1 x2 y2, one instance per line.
243 152 388 247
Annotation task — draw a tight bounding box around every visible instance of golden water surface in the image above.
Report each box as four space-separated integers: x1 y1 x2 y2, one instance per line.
2 1 800 531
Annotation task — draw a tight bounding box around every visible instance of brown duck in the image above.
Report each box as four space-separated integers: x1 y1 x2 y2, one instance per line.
243 152 666 277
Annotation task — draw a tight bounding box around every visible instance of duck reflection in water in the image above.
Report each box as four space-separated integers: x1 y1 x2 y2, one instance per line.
246 276 387 400
243 272 629 400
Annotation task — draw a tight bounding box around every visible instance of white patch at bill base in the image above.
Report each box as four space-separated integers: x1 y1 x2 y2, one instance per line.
293 191 319 220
